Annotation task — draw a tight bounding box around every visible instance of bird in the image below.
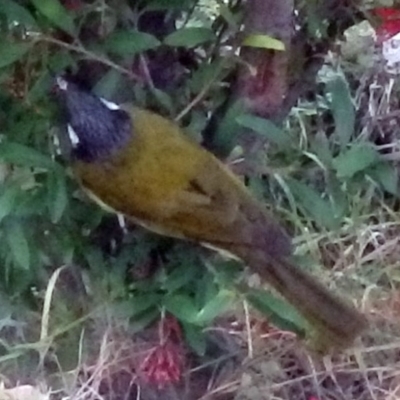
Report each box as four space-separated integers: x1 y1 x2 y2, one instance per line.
54 76 367 351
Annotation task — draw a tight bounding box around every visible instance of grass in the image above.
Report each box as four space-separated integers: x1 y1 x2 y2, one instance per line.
1 168 399 400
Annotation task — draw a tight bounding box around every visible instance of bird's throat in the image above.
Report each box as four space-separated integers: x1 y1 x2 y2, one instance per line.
70 108 132 163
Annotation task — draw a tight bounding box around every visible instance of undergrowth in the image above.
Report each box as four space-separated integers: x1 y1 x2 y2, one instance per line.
0 1 399 400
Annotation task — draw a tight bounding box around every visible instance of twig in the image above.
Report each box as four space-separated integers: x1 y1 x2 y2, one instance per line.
174 59 228 121
243 299 253 359
139 54 155 89
30 33 140 81
174 78 215 121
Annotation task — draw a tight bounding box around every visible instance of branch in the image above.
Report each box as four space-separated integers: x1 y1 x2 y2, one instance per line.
30 33 140 81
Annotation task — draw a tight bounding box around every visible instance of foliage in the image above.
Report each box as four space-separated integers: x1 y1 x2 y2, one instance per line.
0 0 398 387
0 0 249 369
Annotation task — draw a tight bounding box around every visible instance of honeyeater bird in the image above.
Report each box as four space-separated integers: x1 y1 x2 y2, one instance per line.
54 76 367 350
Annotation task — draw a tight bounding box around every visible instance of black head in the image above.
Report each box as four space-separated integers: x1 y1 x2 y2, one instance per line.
54 76 132 162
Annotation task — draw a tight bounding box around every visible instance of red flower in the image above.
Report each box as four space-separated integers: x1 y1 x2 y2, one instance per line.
140 341 183 388
139 315 184 388
373 7 400 42
374 7 400 20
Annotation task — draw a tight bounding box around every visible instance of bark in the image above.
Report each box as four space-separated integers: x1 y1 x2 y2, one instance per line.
235 0 363 121
235 0 294 119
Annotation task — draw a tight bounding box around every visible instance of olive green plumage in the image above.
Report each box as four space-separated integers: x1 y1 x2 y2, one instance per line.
57 80 367 351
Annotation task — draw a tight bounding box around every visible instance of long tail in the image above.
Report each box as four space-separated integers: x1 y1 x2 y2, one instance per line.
241 250 367 350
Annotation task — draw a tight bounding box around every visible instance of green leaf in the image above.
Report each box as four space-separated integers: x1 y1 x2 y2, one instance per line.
47 170 68 223
42 229 75 265
163 261 199 293
211 259 242 286
310 131 333 166
368 162 398 195
326 173 348 219
305 0 327 38
0 0 38 28
333 143 380 179
93 69 123 98
209 101 246 157
131 308 159 333
48 50 76 73
242 34 285 51
151 88 175 115
285 177 342 230
188 59 226 94
0 41 31 69
236 114 292 148
195 272 219 309
0 142 55 169
28 69 54 103
164 27 215 48
195 289 234 324
5 220 30 270
0 185 20 222
246 289 307 335
104 30 160 56
84 247 106 273
326 75 355 148
183 323 206 356
30 0 75 35
164 294 198 323
217 1 239 29
113 294 161 319
14 187 47 217
145 0 195 11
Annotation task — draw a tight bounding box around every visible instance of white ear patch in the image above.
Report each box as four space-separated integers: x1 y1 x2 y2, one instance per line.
100 97 121 110
67 124 80 146
56 76 68 90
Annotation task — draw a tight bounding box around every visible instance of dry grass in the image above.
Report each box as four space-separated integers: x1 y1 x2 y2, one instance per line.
1 215 400 400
